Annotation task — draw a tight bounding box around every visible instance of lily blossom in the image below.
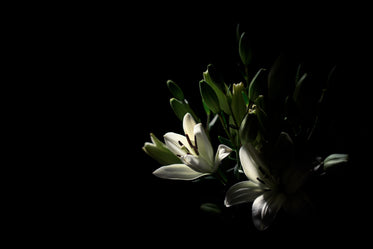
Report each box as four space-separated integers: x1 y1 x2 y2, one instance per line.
225 143 303 230
153 113 232 180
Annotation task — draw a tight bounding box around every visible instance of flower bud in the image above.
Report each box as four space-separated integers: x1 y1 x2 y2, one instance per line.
167 80 184 101
231 82 247 125
199 80 221 114
239 111 258 145
203 64 225 92
202 65 231 114
143 133 182 165
170 98 189 121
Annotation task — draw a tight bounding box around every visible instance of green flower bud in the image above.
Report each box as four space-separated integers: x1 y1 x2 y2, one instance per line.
203 64 226 92
170 98 189 121
167 80 184 101
203 65 231 114
199 80 220 114
231 82 247 125
239 111 259 145
143 133 182 165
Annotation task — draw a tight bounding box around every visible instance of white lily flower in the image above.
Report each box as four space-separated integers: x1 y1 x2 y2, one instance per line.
224 144 289 231
153 113 232 180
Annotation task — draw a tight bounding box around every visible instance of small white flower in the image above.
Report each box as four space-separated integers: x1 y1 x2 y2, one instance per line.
153 113 232 180
224 143 291 231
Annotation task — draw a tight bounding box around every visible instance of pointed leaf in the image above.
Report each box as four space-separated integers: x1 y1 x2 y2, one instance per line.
248 68 267 103
239 32 252 66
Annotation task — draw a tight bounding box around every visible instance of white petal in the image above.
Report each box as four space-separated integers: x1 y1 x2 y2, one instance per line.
239 145 261 184
164 132 193 156
252 192 285 231
214 144 232 170
152 164 207 180
224 180 264 207
181 154 213 173
194 123 214 165
183 113 197 143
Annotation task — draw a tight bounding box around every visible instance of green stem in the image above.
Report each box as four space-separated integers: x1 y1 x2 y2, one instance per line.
244 65 249 85
215 167 228 186
218 112 234 146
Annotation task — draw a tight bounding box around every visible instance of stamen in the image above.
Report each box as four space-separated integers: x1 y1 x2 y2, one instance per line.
185 134 193 147
178 141 184 146
194 135 199 155
185 134 199 155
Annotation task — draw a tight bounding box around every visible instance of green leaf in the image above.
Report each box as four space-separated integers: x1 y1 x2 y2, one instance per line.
239 32 252 66
199 80 220 114
292 72 308 107
248 68 267 103
167 80 184 101
202 99 211 116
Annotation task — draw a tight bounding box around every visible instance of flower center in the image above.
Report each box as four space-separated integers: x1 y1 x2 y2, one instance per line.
186 134 199 155
177 134 199 156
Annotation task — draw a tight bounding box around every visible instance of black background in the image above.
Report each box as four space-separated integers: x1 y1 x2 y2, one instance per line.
45 4 369 247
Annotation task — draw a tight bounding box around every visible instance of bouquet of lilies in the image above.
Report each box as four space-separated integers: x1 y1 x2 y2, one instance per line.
142 28 349 231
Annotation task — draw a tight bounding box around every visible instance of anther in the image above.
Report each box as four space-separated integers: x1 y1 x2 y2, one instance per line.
185 134 199 155
256 177 266 185
194 135 199 155
185 134 193 147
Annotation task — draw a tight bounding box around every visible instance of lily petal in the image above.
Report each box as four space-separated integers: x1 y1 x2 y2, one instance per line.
252 192 285 231
164 132 194 156
194 123 214 165
214 144 233 170
181 154 213 173
239 144 267 184
153 164 207 180
183 113 197 143
224 180 264 207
